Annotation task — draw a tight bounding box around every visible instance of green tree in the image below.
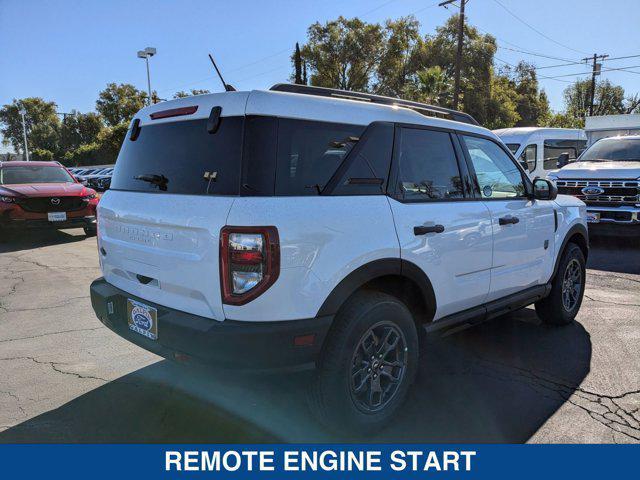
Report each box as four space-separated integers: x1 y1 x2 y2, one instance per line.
96 83 147 127
0 98 61 157
293 42 304 84
512 62 550 126
563 78 640 120
173 89 211 99
299 16 385 91
375 16 423 96
59 112 104 152
485 73 520 129
402 66 451 105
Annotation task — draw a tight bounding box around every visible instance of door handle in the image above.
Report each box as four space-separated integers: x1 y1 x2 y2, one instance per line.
499 216 520 226
414 224 445 235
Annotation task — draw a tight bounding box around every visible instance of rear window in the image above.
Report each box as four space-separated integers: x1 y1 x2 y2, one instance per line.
111 117 243 195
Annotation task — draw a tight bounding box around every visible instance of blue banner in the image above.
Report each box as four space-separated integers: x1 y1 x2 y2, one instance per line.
0 444 638 479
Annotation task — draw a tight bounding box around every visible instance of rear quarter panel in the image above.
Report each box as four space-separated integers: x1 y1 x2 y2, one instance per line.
223 196 399 321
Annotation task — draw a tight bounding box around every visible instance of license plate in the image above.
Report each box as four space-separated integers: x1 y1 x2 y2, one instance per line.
127 299 158 340
48 212 67 222
586 212 600 224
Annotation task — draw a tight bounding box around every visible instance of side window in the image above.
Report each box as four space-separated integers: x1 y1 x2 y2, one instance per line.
395 128 464 201
543 139 578 170
275 119 364 196
462 135 527 199
331 122 394 195
519 144 537 171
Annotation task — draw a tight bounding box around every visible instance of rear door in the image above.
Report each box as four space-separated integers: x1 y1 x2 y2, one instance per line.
388 126 493 320
98 101 246 321
459 134 556 302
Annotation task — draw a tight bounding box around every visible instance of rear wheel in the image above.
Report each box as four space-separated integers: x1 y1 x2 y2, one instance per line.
308 290 419 433
535 243 586 325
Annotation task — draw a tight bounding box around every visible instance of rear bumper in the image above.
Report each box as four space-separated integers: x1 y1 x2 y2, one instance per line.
90 278 333 371
0 215 96 230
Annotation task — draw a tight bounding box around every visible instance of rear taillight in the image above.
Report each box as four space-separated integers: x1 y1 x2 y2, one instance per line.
220 226 280 305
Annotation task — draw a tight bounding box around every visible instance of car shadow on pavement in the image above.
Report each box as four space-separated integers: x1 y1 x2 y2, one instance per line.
0 308 591 443
0 229 89 254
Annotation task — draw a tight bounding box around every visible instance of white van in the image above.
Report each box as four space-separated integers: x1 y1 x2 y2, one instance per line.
493 127 587 178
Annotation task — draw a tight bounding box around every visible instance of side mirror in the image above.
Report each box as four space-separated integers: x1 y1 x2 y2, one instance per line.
533 178 557 201
556 152 570 168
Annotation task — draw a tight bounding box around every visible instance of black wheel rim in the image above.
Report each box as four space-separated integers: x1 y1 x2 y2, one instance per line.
561 258 582 312
349 321 408 413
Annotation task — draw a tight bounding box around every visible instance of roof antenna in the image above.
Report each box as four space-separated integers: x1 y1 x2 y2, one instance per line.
208 53 236 92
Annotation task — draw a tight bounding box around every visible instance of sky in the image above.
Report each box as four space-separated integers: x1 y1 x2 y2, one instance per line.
1 0 640 153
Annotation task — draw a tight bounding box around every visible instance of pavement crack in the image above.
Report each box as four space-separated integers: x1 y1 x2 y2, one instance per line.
0 355 108 383
0 326 105 344
0 295 90 314
583 294 640 307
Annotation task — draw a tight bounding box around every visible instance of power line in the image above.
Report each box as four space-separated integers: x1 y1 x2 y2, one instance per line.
490 0 588 55
494 57 574 83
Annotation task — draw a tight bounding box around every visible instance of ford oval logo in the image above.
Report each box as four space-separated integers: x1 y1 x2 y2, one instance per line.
581 186 604 196
131 306 152 331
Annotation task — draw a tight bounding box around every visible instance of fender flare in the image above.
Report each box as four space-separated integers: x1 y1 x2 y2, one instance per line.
552 223 589 279
316 258 437 320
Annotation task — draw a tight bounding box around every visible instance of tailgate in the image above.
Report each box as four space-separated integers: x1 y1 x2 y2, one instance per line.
98 191 234 320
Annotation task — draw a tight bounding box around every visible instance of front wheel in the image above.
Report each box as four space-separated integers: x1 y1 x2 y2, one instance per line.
84 226 97 237
308 290 419 433
535 243 586 325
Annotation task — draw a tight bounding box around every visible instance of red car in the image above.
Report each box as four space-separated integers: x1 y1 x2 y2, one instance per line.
0 161 99 238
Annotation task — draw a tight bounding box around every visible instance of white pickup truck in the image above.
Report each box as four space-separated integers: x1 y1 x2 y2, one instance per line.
548 135 640 231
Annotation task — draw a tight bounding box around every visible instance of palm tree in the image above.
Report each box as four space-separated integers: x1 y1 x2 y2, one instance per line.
403 66 452 105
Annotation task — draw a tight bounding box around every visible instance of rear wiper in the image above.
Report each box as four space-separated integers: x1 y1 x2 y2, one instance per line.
134 174 169 191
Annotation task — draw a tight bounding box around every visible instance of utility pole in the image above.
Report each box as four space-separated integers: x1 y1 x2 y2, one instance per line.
18 107 29 162
439 0 467 110
583 53 608 116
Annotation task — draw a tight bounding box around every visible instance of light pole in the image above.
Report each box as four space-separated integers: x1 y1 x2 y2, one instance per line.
137 47 157 105
18 107 29 162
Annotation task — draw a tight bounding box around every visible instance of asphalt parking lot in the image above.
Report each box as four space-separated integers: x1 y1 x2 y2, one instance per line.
0 229 638 443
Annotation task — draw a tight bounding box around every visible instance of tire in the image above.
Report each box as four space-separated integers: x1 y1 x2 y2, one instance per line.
535 243 586 326
84 226 97 237
308 290 419 433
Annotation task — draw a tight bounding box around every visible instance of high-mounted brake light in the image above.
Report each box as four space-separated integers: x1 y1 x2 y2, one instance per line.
220 226 280 305
150 105 198 120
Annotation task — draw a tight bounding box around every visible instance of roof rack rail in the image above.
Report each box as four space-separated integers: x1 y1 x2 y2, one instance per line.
269 83 480 126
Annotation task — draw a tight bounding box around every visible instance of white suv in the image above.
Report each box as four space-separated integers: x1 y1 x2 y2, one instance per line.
90 84 589 431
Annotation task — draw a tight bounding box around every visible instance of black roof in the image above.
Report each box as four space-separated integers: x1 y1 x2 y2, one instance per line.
270 83 479 126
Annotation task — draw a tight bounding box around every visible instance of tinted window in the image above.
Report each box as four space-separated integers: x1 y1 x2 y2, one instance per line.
331 122 394 195
395 128 464 201
275 119 364 195
241 116 278 195
543 139 578 169
462 135 526 199
506 143 520 155
0 165 74 184
519 144 537 171
111 117 243 195
580 137 640 162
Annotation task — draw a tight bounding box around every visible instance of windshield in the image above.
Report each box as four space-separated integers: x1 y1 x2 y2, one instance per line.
0 165 75 185
579 137 640 162
505 143 520 155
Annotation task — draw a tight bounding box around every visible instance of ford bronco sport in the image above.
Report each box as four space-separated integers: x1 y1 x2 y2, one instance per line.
90 84 588 431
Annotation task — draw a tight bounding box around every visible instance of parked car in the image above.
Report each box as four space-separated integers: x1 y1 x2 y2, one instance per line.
90 84 588 432
85 167 114 192
0 161 99 238
548 135 640 232
493 127 587 178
